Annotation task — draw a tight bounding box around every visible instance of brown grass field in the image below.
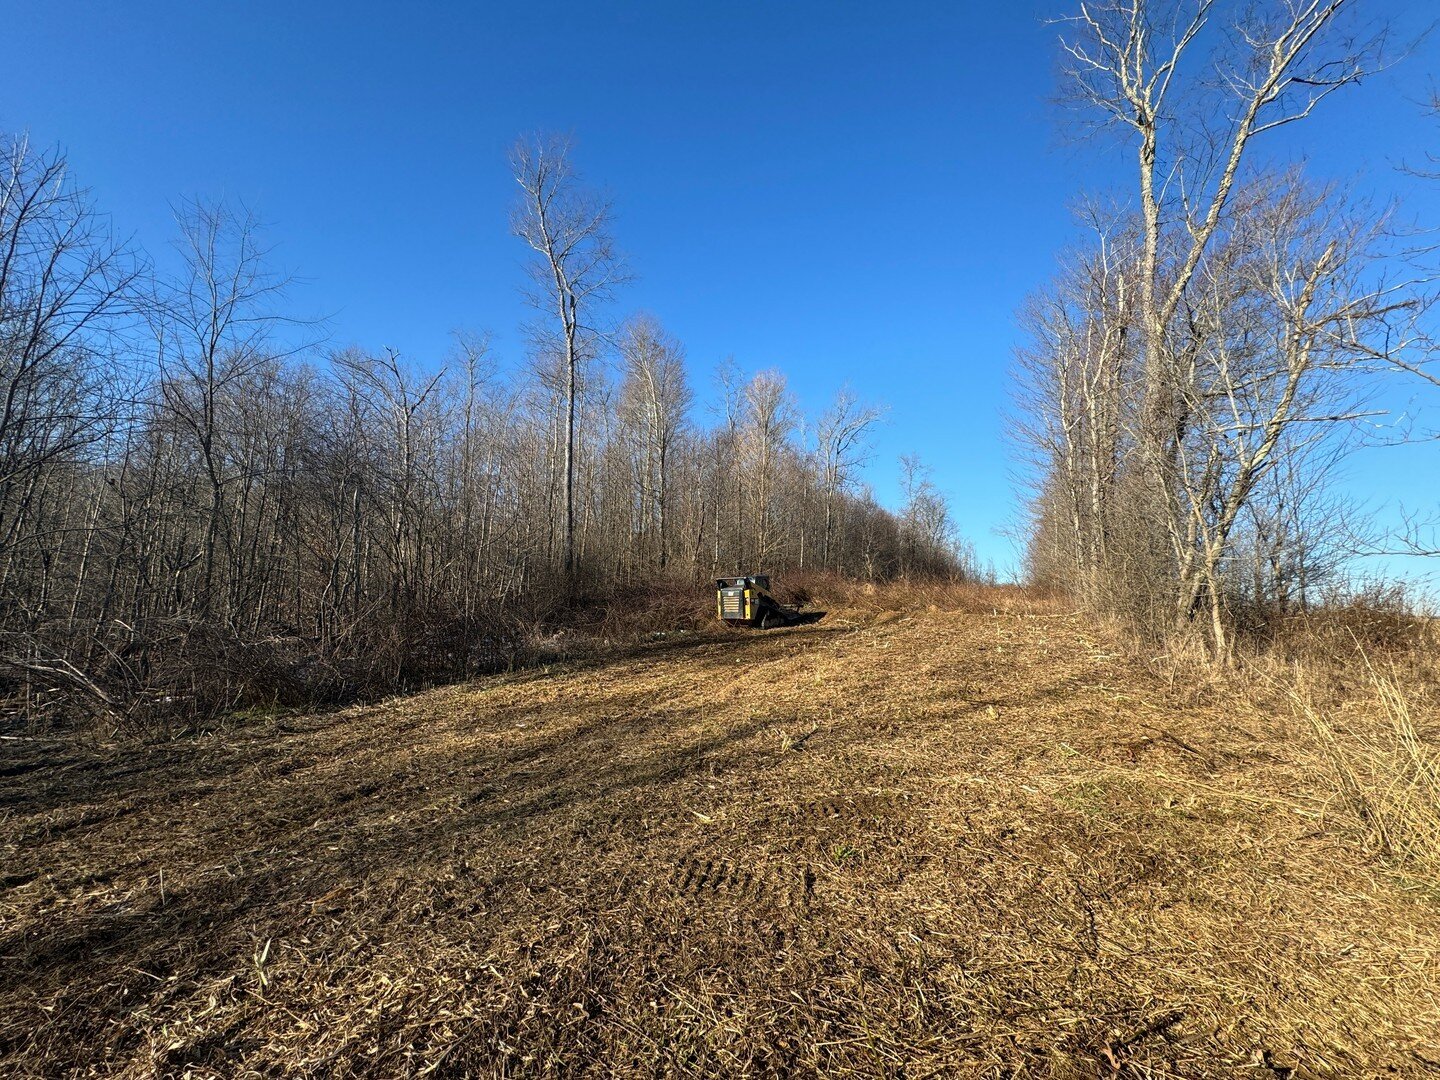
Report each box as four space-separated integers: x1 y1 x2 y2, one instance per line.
3 590 1439 1076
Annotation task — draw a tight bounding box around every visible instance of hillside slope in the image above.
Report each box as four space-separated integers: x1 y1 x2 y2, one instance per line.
3 605 1438 1076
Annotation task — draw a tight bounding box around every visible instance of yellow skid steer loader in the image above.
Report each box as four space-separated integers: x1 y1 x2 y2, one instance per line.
715 575 801 629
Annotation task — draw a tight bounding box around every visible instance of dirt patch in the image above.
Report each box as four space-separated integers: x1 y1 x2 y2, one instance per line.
2 607 1438 1076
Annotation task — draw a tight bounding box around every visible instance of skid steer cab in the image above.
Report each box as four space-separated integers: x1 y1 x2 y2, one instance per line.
715 574 799 629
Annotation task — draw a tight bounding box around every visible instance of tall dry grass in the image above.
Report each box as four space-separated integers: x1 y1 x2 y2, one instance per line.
1119 588 1440 875
1290 647 1440 872
779 570 1064 617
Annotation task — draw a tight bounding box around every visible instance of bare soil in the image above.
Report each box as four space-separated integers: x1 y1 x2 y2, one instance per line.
3 603 1438 1076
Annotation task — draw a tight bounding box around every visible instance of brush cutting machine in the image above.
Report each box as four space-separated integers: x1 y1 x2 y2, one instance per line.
715 575 802 629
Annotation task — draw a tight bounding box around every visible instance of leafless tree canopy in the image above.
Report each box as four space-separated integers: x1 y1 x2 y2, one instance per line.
1017 0 1427 657
0 132 973 730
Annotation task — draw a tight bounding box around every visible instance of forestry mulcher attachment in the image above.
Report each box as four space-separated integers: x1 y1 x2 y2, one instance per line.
715 575 802 629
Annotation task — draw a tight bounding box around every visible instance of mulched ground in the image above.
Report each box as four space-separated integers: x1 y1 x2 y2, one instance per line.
3 604 1438 1076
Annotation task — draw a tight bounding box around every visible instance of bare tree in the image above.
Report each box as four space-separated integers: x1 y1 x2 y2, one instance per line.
814 390 884 572
1012 216 1139 608
899 455 958 578
1168 176 1410 652
0 136 140 570
617 313 691 570
152 199 291 622
0 135 142 712
740 371 796 568
332 347 445 616
510 134 627 579
1032 0 1399 653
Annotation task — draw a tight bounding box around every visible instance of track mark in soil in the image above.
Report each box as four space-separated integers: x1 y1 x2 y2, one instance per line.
798 792 908 821
14 800 140 846
615 855 813 910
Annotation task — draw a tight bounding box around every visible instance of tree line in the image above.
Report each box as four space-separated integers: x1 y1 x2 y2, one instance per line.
1014 0 1435 657
0 132 971 728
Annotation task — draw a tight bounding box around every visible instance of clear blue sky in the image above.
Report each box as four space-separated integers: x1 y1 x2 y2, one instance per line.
4 1 1438 584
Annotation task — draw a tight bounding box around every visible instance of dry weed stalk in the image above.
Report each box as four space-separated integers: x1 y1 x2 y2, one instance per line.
1292 650 1440 872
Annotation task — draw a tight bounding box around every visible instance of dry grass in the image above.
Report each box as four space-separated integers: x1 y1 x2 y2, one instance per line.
1288 648 1440 875
3 587 1440 1076
781 572 1062 617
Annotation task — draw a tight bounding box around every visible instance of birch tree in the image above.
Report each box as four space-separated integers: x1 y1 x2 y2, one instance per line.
1040 0 1396 651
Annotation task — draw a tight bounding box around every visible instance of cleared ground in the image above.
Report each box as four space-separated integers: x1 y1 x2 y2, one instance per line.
2 603 1438 1076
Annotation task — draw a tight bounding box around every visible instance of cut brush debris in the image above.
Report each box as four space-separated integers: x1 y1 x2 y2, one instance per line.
3 587 1439 1076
